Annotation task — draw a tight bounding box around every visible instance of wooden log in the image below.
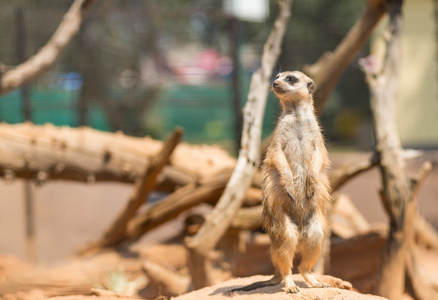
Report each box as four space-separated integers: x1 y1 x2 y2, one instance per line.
331 193 370 239
330 225 387 294
0 244 188 297
0 0 98 96
0 123 235 188
185 0 292 289
142 261 189 297
0 251 144 296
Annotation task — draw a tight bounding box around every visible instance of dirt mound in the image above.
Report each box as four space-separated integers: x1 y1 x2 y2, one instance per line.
173 274 387 300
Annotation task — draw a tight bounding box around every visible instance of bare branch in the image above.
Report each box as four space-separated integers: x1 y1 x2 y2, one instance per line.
330 153 380 192
0 0 98 96
304 0 386 114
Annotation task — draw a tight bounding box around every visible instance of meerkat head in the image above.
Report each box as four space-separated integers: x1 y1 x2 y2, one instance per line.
271 71 315 104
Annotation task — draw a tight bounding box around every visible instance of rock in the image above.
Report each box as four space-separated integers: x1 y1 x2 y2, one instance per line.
173 274 388 300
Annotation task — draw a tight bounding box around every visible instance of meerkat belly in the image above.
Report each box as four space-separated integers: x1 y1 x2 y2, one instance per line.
284 128 314 189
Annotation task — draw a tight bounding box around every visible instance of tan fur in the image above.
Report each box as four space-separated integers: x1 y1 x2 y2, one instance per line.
261 71 331 293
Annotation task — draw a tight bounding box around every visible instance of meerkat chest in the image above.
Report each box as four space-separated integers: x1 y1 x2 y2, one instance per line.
277 112 319 165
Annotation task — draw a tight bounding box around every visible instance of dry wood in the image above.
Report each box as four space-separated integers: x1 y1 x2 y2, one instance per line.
331 193 370 239
82 128 183 252
405 246 438 300
359 1 423 298
0 123 234 188
330 153 380 192
230 205 263 231
330 224 388 294
184 0 293 289
410 161 438 249
0 251 144 296
142 261 189 297
126 169 232 241
415 212 438 250
0 0 98 96
0 244 188 298
304 0 386 114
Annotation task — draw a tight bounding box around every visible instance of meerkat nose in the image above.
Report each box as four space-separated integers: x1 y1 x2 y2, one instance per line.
273 81 279 88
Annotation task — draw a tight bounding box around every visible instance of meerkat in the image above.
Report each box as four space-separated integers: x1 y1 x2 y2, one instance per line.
233 71 331 294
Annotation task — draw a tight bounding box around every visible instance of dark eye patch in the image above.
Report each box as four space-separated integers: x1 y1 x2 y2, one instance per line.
286 76 298 84
275 74 280 79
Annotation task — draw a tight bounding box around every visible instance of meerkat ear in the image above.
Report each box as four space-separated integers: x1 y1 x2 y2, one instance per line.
307 80 315 94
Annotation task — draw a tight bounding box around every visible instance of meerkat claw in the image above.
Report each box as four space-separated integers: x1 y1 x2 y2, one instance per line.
285 285 300 294
313 282 330 288
306 186 314 200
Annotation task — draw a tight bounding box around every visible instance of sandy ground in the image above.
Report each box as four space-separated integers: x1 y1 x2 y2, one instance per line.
172 275 387 300
26 275 386 300
0 151 436 266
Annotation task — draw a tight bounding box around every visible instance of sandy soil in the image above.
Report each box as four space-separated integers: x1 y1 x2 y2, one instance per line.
172 275 387 300
17 275 386 300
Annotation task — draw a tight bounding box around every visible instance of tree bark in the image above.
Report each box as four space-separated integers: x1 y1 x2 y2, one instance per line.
0 123 235 188
185 0 293 289
0 0 98 96
360 1 417 298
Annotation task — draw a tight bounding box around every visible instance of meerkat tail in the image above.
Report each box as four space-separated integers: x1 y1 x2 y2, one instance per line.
229 273 282 292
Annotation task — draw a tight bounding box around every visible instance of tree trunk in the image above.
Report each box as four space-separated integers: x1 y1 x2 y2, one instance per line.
360 1 415 298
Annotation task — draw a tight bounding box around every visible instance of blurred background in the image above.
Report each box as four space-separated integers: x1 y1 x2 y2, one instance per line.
0 0 437 265
0 0 375 152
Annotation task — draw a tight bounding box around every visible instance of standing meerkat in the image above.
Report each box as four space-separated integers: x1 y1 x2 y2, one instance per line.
234 71 331 294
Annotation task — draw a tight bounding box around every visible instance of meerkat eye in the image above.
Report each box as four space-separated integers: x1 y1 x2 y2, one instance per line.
286 76 298 84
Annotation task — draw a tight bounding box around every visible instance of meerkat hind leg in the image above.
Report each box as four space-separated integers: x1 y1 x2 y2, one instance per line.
270 218 300 294
271 250 299 293
299 226 330 288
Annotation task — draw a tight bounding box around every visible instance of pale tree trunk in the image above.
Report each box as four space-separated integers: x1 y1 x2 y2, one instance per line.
0 0 98 96
360 1 415 298
185 0 293 289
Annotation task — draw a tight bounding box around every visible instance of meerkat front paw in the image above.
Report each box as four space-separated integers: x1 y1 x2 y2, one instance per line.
285 184 295 201
306 176 315 200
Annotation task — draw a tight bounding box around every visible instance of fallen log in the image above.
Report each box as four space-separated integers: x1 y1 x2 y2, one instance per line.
142 260 189 297
0 244 188 298
0 123 235 189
